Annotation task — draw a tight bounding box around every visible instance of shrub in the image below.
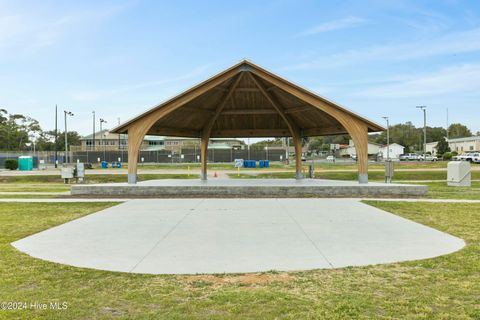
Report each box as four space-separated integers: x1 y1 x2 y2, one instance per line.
5 159 18 170
451 151 458 156
443 152 452 161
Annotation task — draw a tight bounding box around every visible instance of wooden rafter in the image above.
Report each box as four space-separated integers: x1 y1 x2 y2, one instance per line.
202 72 244 138
221 109 277 115
247 72 299 137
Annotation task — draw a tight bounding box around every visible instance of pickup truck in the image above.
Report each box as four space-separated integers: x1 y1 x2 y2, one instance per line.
453 152 480 162
399 153 419 161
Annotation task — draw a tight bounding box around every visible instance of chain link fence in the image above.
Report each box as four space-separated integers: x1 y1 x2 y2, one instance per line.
1 148 286 168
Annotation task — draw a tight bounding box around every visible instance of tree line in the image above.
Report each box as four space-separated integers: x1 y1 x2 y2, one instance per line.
307 122 475 154
0 109 81 151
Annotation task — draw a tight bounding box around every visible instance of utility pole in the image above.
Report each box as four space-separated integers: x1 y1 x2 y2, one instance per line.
117 117 121 152
92 111 96 151
416 106 427 159
382 116 390 161
54 105 58 168
100 118 107 161
446 108 449 140
64 110 74 164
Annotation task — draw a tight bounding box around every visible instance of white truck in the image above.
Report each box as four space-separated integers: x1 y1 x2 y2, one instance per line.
453 152 480 163
399 153 419 161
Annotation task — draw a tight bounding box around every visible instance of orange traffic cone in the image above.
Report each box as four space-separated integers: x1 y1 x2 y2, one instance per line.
213 172 218 178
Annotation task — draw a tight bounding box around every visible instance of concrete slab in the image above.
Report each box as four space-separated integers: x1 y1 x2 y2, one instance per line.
12 199 464 274
71 179 428 198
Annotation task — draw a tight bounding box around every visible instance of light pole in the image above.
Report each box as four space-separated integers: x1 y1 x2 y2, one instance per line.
100 118 107 161
382 116 390 161
54 105 58 168
64 110 74 164
416 106 427 159
92 111 96 151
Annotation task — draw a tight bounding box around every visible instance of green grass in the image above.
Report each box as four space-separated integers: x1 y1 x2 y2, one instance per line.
0 194 61 199
0 184 70 193
0 173 197 185
0 201 479 319
418 181 480 200
229 170 480 181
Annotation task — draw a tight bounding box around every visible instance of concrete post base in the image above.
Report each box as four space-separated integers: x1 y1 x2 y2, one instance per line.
200 172 207 180
128 174 137 184
358 173 368 184
295 171 304 179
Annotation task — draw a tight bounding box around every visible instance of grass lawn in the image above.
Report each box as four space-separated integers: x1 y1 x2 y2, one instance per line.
419 181 480 200
0 183 70 193
0 173 197 186
0 194 61 199
229 170 480 181
0 201 479 319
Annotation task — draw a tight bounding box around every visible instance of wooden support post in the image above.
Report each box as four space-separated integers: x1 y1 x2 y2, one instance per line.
127 127 144 184
293 135 303 179
200 137 208 180
351 124 369 183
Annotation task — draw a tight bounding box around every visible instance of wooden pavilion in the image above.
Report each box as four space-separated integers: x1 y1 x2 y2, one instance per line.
111 60 384 184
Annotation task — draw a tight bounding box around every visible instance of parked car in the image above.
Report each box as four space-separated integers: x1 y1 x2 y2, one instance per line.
326 155 336 162
399 153 419 161
418 154 438 161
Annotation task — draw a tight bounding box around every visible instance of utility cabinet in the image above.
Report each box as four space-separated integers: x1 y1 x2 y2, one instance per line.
447 161 471 187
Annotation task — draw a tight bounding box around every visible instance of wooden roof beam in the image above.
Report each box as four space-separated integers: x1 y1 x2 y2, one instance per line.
179 107 216 115
247 72 300 137
210 129 291 138
202 73 244 139
148 127 201 138
221 109 278 115
284 105 314 114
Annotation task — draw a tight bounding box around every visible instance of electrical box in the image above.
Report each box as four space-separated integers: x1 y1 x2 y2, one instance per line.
76 163 85 178
447 161 471 187
61 167 74 179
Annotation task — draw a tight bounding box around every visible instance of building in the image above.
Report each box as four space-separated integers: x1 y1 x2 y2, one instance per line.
77 130 245 153
426 136 480 155
426 141 439 155
447 136 480 153
343 140 381 158
379 143 405 160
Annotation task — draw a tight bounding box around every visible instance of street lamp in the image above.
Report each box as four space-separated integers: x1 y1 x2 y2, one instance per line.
92 111 96 151
100 118 107 161
382 116 390 161
416 106 427 160
64 110 74 164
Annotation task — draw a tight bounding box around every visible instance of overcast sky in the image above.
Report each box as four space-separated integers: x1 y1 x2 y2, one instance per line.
1 0 479 137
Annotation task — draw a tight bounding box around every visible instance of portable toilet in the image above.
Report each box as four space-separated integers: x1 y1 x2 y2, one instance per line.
18 156 33 171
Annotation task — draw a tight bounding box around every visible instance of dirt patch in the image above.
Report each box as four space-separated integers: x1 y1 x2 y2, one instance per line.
181 272 294 286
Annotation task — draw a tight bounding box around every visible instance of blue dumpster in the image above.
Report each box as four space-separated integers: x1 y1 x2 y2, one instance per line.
101 161 108 168
259 160 264 168
264 160 270 168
